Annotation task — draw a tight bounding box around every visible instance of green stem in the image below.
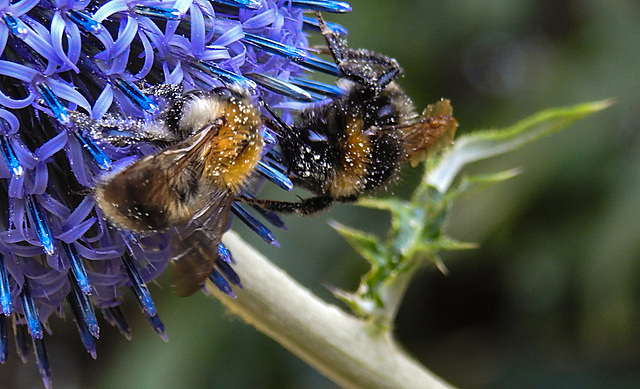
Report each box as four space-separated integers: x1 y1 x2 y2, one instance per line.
210 231 455 389
377 262 421 325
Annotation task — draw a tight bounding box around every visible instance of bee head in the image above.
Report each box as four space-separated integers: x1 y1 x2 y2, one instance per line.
178 86 253 135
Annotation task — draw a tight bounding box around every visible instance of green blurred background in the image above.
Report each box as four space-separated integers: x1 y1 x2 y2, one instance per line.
4 0 640 387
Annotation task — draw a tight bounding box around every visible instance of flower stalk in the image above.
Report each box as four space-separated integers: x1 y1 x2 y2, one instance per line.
208 99 611 388
213 231 455 389
0 1 350 384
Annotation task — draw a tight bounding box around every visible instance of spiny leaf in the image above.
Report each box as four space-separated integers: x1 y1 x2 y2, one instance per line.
355 197 399 212
330 221 386 267
331 99 611 324
427 99 614 193
412 236 479 255
450 168 523 198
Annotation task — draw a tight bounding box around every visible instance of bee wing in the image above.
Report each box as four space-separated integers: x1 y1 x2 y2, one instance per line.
96 124 221 232
379 100 458 166
170 191 235 296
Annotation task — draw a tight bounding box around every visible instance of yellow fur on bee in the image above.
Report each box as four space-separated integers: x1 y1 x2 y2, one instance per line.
328 115 371 197
202 100 263 192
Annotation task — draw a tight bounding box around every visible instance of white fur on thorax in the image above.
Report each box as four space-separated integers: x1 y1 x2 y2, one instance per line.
178 95 227 134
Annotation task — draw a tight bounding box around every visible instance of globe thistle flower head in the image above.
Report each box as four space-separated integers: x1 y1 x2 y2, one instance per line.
0 0 351 386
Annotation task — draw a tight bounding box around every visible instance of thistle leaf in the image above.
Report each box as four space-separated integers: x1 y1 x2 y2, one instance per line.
332 99 612 324
427 99 614 193
450 168 522 198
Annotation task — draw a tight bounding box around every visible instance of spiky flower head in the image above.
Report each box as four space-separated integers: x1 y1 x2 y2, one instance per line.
0 0 351 386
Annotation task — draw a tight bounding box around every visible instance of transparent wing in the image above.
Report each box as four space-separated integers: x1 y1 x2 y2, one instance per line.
170 192 234 296
379 99 457 165
96 124 221 232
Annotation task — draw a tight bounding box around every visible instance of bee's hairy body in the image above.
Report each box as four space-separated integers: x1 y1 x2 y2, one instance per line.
95 90 262 233
83 86 263 296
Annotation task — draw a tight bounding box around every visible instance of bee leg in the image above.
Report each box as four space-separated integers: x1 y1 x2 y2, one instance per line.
259 97 292 136
314 11 349 64
70 84 187 146
314 11 403 92
67 111 148 146
238 195 335 215
79 112 179 146
140 83 184 101
140 84 190 140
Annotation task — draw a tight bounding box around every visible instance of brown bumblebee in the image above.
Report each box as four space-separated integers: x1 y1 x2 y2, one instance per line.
85 86 263 296
242 13 457 215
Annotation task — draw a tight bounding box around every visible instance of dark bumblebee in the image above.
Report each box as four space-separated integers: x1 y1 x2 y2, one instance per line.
244 13 457 215
79 86 263 296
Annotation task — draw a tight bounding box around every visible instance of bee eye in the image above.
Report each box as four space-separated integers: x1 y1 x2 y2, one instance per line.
376 103 397 124
307 130 327 142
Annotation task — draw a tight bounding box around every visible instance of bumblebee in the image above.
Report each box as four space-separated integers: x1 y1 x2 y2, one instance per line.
78 86 263 296
243 13 457 215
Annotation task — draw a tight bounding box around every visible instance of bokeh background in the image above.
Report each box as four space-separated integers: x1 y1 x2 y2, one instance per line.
3 0 640 387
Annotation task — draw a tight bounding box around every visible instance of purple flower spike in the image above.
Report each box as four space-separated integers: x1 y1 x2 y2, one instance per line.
216 259 242 288
231 203 280 247
242 33 308 61
36 83 70 125
20 281 43 339
299 54 342 76
101 306 131 340
73 132 112 170
33 337 51 389
218 243 234 264
214 0 262 10
146 314 167 342
247 72 315 101
64 243 92 296
302 15 348 35
290 0 352 13
209 269 236 298
0 254 11 315
67 286 98 358
66 10 103 35
113 78 159 114
0 135 23 177
14 322 30 363
121 251 157 318
0 315 7 363
256 160 294 191
0 0 353 385
25 196 55 256
289 76 345 97
133 5 183 20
